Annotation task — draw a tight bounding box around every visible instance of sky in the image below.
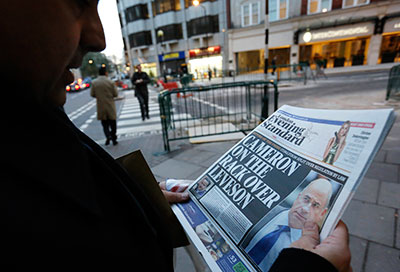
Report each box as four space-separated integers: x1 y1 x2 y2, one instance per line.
98 1 124 63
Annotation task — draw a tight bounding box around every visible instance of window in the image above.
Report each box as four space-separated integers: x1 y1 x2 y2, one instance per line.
125 4 149 23
187 15 219 37
156 24 183 42
241 2 260 27
343 0 369 8
269 0 288 22
308 0 331 14
152 0 181 15
128 31 152 48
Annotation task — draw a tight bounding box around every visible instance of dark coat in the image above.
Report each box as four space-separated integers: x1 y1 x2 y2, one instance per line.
1 100 173 270
131 71 150 97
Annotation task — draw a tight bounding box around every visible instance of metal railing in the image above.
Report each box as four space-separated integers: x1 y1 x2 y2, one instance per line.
158 81 278 152
187 64 311 85
386 64 400 100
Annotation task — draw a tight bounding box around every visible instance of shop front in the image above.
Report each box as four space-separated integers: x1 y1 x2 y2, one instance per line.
236 50 264 74
158 51 186 76
379 18 400 64
140 62 157 78
299 22 374 69
235 47 290 75
188 46 222 79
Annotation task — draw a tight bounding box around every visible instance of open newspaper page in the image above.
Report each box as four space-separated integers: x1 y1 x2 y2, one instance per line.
172 105 395 272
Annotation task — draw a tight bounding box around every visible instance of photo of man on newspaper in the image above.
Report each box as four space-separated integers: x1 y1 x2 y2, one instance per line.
191 178 212 198
322 120 351 164
195 220 233 262
241 173 341 272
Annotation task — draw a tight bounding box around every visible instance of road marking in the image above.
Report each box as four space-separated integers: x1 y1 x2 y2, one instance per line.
68 100 96 121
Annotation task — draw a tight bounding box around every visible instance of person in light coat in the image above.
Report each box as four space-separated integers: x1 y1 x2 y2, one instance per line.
90 66 118 145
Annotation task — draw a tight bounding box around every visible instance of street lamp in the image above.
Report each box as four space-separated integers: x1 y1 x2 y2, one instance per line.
193 0 208 50
157 29 167 81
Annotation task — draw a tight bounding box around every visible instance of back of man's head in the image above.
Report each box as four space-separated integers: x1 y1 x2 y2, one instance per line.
99 66 107 76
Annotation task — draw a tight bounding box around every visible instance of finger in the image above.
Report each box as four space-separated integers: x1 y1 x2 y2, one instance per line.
291 221 320 250
159 181 166 190
331 220 349 244
162 190 189 203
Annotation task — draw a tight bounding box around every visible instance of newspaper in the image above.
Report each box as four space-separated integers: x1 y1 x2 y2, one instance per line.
172 105 396 272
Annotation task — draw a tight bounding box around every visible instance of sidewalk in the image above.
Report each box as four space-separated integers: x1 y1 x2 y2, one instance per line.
189 62 398 88
102 93 400 272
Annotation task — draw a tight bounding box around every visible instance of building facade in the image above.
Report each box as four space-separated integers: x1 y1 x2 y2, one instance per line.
228 0 400 74
117 0 229 78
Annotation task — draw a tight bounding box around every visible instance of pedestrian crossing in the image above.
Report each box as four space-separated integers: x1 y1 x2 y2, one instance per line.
116 90 163 138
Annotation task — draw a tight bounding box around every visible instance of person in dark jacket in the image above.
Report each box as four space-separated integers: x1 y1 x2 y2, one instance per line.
0 0 351 271
131 64 150 121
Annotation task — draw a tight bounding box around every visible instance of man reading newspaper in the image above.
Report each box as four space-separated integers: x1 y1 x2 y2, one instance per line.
1 1 351 271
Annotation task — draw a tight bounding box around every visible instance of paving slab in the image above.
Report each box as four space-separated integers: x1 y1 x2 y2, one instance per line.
185 166 209 181
172 148 220 166
342 200 395 247
365 242 400 272
373 149 386 163
193 141 237 154
174 247 196 272
349 235 368 272
353 178 380 204
378 181 400 209
397 212 400 249
365 162 399 183
386 150 400 165
151 158 203 180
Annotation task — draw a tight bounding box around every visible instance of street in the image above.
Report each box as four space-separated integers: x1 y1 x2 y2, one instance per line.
64 70 390 145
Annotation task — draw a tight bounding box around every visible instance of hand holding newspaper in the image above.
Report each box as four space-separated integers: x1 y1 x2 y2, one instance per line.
171 105 395 272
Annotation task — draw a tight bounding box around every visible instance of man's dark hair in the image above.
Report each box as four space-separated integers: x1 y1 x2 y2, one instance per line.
99 66 107 76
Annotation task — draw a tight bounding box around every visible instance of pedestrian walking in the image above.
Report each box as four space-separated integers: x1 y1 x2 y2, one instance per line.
314 53 328 79
208 67 212 81
131 64 150 121
271 55 277 75
90 66 118 145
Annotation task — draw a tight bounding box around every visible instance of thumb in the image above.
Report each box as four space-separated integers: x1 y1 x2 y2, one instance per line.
162 190 189 203
290 221 320 251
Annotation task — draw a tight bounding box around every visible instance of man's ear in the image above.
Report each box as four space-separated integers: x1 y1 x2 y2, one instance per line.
321 207 328 218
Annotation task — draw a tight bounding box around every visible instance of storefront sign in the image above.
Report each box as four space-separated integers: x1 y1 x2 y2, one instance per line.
189 46 221 58
158 51 185 62
301 23 373 43
383 18 400 33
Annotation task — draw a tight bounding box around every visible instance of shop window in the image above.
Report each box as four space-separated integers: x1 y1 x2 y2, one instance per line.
308 0 331 14
156 24 183 43
237 50 264 74
125 4 149 23
184 0 217 8
128 31 153 48
300 37 369 69
380 34 400 63
269 0 288 22
152 0 181 15
241 2 260 27
343 0 369 8
187 15 219 37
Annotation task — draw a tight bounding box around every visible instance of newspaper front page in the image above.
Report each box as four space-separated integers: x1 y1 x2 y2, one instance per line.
172 105 395 272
